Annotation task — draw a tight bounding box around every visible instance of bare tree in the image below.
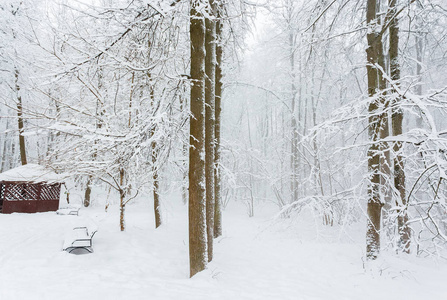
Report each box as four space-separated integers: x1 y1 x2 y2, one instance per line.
189 0 208 278
213 0 224 238
389 0 410 253
365 0 383 260
205 0 217 262
15 69 27 166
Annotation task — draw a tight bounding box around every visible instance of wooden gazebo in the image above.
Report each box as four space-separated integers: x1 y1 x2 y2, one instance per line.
0 164 64 214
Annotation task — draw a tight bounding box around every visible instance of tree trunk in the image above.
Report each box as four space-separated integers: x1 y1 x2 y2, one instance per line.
389 0 410 253
148 74 162 228
153 167 161 228
1 118 10 172
213 1 223 239
180 97 189 205
415 16 423 128
366 0 382 260
119 168 125 231
189 0 207 277
84 177 92 207
84 87 104 208
205 2 216 262
15 69 27 166
289 14 299 204
377 12 392 210
10 142 16 169
152 139 161 228
0 138 7 173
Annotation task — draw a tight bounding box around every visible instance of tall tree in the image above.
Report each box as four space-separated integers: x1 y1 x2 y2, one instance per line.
152 140 161 228
150 80 162 229
389 0 410 253
205 0 216 262
365 0 383 260
181 96 189 205
189 0 208 277
0 119 11 172
213 1 223 238
14 69 27 166
286 0 299 204
84 67 105 208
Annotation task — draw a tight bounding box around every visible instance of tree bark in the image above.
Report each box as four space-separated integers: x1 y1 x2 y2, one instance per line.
1 118 10 172
119 168 125 231
189 0 208 277
205 2 216 262
366 0 382 260
148 75 162 229
10 142 16 170
389 0 410 253
288 6 299 204
84 177 92 207
377 4 392 211
415 12 423 128
152 139 161 228
213 1 223 238
15 69 27 166
84 77 105 208
180 96 189 205
153 166 161 228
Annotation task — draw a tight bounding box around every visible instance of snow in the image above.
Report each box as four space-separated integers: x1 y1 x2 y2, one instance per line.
0 164 65 183
0 194 447 300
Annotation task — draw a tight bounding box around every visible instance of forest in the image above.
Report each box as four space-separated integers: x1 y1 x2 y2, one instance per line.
1 0 447 298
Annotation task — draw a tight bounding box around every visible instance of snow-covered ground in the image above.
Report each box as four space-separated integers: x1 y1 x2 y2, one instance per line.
0 195 446 300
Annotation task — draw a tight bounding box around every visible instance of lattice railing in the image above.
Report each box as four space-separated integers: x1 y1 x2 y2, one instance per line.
0 184 4 200
41 184 61 201
4 183 30 201
1 182 61 201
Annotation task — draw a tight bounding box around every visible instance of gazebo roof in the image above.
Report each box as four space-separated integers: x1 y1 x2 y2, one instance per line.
0 164 65 184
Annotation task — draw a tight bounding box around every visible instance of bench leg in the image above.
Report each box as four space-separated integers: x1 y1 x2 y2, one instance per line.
66 247 93 254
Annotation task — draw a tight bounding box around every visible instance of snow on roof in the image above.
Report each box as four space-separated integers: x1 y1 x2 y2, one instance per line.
0 164 65 183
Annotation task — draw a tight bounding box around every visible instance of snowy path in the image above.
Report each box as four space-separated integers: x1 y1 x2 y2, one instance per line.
0 201 446 299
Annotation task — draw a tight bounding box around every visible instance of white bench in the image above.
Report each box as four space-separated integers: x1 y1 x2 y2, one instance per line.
57 207 81 216
63 226 97 254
